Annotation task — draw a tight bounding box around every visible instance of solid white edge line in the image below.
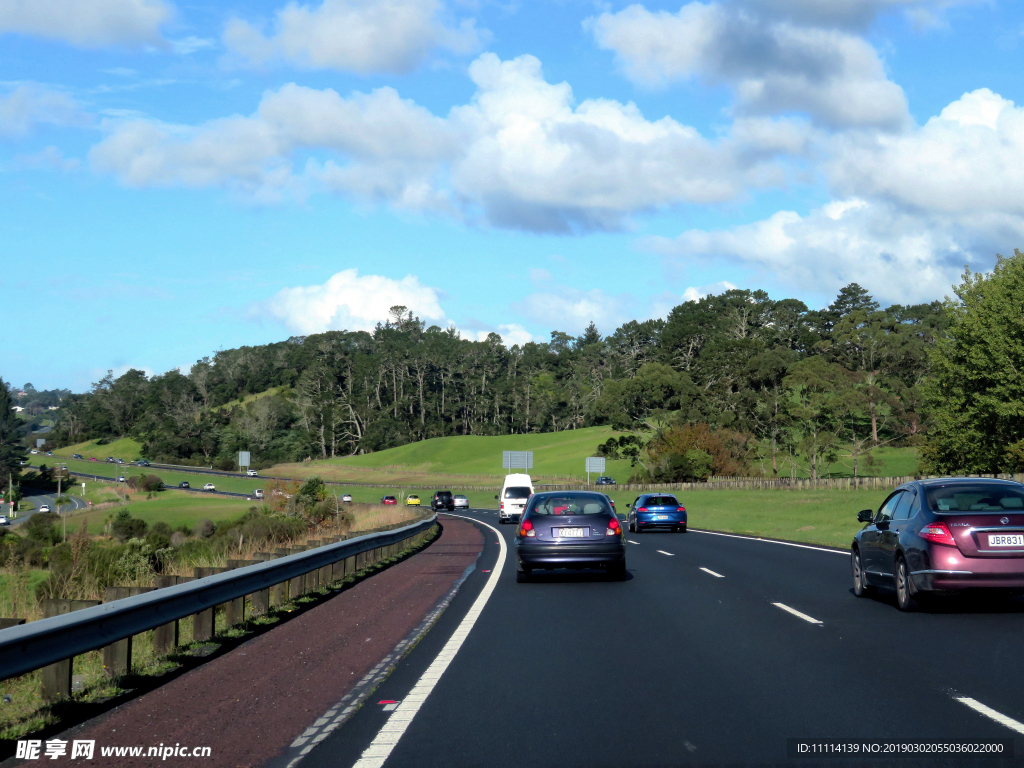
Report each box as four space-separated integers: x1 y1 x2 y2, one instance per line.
656 550 674 556
772 602 823 625
351 513 506 768
955 697 1024 735
699 567 724 578
692 528 847 555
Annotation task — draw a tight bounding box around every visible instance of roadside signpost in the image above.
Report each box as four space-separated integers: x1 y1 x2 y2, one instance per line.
238 451 251 473
36 439 45 449
502 451 533 473
585 456 606 485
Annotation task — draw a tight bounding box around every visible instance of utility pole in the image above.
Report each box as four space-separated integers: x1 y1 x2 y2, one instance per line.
57 465 64 542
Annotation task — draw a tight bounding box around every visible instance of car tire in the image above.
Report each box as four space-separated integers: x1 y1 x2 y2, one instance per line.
679 525 687 533
635 524 643 534
895 555 917 611
517 568 531 583
609 562 627 581
628 519 635 533
851 548 875 597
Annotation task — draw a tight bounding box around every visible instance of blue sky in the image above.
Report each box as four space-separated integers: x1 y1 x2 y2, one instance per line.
2 0 1023 391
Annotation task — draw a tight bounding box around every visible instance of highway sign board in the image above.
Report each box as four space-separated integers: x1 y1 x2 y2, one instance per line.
585 457 606 474
502 451 533 471
238 451 251 468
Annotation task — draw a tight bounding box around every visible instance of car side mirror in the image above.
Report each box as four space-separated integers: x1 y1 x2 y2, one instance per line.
857 509 874 523
494 495 499 500
626 503 632 509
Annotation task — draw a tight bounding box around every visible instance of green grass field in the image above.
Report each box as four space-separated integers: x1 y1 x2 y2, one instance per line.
58 437 145 461
60 491 258 535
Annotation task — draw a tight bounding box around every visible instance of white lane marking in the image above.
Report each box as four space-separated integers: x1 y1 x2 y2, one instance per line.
656 550 674 556
627 540 640 545
955 697 1024 735
772 602 823 625
352 514 506 768
693 529 846 555
699 567 724 578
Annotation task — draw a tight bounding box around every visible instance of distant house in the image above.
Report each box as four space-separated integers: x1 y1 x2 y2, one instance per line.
11 406 24 412
47 406 58 411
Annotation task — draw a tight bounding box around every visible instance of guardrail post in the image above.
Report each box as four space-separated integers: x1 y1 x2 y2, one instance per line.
288 547 307 596
192 567 225 641
306 542 321 591
225 560 256 626
152 576 179 654
40 599 101 701
102 587 133 677
271 549 289 607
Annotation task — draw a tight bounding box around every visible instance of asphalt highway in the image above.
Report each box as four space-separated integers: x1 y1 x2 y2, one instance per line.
294 508 1024 768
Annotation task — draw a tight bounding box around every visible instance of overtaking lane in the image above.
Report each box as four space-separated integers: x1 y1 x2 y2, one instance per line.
301 509 1022 768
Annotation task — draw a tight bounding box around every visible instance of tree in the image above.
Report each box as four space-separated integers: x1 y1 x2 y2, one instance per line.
922 251 1024 473
784 357 851 480
0 379 27 497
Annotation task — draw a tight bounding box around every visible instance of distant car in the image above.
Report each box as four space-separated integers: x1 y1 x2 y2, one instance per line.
30 450 38 455
19 460 27 466
203 483 215 491
72 453 83 460
137 459 150 467
246 469 258 477
0 515 8 526
253 489 264 499
515 491 626 582
38 504 50 513
628 493 687 533
405 495 421 506
178 481 190 489
106 457 115 463
117 476 126 483
382 496 398 505
453 494 469 509
431 490 454 511
604 494 617 513
596 476 616 485
89 457 98 462
115 459 124 464
341 494 353 503
45 451 53 456
852 477 1024 611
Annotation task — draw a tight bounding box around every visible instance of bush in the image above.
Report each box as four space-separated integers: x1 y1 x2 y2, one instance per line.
214 457 235 471
193 519 215 539
25 512 61 545
170 531 189 548
111 509 148 542
146 521 172 551
128 474 164 492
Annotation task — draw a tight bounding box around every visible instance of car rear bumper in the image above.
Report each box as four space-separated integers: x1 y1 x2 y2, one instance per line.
912 568 1024 591
636 518 686 529
517 541 625 569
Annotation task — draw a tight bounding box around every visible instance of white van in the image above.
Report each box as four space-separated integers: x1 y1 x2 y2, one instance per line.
497 474 534 524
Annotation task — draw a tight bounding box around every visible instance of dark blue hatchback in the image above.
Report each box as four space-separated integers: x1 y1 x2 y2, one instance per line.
627 494 687 533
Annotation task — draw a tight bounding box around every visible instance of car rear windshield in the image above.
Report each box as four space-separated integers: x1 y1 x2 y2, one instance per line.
435 491 452 498
926 484 1024 512
503 487 531 499
644 496 679 507
530 495 611 516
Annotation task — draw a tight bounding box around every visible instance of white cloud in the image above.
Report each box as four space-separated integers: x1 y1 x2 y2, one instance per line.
0 0 172 48
681 280 737 302
0 84 89 138
223 0 484 74
589 2 909 130
737 0 969 30
456 323 535 346
12 145 80 171
170 36 215 55
514 285 635 335
88 53 787 229
258 268 446 335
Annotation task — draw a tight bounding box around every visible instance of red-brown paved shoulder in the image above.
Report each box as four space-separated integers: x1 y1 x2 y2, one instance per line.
67 518 483 768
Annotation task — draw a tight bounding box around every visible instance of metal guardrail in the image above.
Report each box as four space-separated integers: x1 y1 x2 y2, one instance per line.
0 515 437 681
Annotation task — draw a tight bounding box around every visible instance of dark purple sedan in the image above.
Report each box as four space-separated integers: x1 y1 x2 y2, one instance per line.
852 477 1024 610
515 491 626 582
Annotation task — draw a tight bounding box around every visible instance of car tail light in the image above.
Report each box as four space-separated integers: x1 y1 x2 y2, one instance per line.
606 517 621 536
919 521 956 546
500 502 504 510
519 519 535 537
677 506 686 513
637 507 648 513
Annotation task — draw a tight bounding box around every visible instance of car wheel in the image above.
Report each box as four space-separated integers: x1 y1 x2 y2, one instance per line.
895 556 917 611
635 524 643 534
517 568 531 583
851 548 875 597
628 519 635 533
609 562 627 581
679 525 687 533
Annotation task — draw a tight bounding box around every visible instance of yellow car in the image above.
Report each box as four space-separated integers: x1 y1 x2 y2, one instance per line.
405 495 421 506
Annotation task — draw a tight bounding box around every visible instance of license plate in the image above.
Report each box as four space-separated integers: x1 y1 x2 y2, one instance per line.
655 515 670 520
556 527 588 538
988 534 1024 547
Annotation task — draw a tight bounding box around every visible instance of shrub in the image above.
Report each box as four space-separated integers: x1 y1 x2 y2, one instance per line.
193 519 215 539
214 457 235 471
25 512 61 545
146 521 172 551
169 531 189 548
111 509 148 542
127 474 164 492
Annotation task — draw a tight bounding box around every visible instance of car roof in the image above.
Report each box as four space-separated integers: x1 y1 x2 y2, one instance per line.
914 477 1024 489
532 490 609 500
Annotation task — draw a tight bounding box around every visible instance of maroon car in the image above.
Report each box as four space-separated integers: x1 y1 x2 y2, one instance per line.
852 478 1024 610
381 496 397 505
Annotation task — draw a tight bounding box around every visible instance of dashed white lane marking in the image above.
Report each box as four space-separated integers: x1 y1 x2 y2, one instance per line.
955 697 1024 735
699 567 724 578
656 550 674 556
692 529 845 555
627 540 640 545
352 514 506 768
772 602 823 625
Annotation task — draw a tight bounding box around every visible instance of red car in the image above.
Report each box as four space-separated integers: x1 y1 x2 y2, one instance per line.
381 496 397 505
89 457 97 462
853 478 1024 610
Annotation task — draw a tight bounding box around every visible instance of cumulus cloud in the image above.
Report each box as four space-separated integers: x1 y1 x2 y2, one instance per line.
0 0 172 48
737 0 968 30
88 53 788 229
513 285 637 335
456 323 535 346
223 0 484 74
589 1 909 130
258 268 446 334
0 85 89 138
681 280 738 302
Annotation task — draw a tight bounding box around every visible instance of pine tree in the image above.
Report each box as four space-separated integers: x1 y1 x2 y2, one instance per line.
0 378 28 496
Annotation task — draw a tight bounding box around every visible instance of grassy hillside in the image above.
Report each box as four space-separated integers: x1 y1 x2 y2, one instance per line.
58 437 145 461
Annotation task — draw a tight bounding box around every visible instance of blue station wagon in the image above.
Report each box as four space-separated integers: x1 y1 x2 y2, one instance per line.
627 493 687 533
